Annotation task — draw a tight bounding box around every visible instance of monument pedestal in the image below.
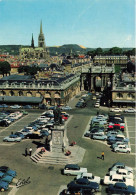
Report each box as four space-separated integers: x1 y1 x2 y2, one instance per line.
50 125 69 153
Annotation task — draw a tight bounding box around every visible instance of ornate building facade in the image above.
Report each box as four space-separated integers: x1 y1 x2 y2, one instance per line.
20 21 50 61
0 74 80 106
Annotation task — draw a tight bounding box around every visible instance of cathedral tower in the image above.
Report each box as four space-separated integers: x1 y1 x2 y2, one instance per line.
31 33 34 48
38 21 45 48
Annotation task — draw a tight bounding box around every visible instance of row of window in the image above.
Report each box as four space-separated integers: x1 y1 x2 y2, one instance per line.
116 93 135 99
0 91 61 98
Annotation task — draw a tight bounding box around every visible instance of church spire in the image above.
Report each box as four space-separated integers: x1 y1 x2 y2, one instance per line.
38 21 45 48
40 20 43 34
31 33 34 48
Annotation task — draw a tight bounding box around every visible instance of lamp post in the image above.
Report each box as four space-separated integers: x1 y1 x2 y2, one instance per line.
2 97 4 111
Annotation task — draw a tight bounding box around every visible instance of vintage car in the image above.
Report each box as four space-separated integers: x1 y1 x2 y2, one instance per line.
63 164 87 176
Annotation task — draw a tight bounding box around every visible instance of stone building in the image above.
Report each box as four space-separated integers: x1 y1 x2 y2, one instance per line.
93 55 128 68
111 73 135 107
20 21 50 61
0 74 80 106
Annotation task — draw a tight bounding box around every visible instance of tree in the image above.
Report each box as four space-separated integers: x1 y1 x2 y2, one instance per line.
0 61 11 77
109 47 122 55
95 48 103 55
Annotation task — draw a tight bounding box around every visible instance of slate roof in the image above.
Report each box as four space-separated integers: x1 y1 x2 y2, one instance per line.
0 96 43 103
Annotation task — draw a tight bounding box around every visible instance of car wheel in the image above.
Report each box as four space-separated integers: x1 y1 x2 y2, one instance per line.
115 150 118 153
127 151 130 153
1 188 4 192
66 173 71 176
91 189 95 193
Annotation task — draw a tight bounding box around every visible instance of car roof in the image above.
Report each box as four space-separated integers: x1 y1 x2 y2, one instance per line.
81 172 93 177
65 164 79 169
117 169 127 173
113 162 125 166
111 174 123 179
115 182 127 187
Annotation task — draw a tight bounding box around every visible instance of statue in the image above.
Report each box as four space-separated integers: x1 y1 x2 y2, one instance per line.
53 106 62 125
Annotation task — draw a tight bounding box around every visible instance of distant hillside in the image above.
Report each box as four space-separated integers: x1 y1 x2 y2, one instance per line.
0 44 134 56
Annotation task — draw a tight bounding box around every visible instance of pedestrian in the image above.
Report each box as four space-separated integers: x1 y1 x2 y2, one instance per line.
29 147 32 156
25 148 28 157
101 151 104 160
11 131 13 135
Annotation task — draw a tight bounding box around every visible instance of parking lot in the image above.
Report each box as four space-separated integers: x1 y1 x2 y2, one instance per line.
0 112 42 145
125 116 135 154
0 95 135 195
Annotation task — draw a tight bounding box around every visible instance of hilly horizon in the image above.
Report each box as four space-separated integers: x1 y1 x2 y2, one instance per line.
0 44 134 55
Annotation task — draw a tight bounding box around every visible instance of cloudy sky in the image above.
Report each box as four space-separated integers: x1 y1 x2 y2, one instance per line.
0 0 135 48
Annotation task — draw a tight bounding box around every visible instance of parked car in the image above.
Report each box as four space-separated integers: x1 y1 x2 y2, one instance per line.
94 103 100 108
107 182 136 195
92 96 96 100
76 172 101 184
0 181 9 191
0 120 9 127
3 135 22 142
40 130 49 136
103 174 133 186
67 178 100 192
10 105 22 109
124 108 136 113
92 133 107 141
61 106 72 110
76 102 83 108
1 104 8 108
107 131 123 138
14 132 25 139
23 105 32 109
109 169 133 179
21 110 28 115
26 133 43 139
0 172 13 183
111 108 122 112
0 166 16 177
63 164 87 176
114 145 131 153
107 135 129 145
111 142 128 149
109 162 133 173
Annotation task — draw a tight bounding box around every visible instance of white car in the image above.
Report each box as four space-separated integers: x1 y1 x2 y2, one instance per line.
76 172 101 184
61 106 72 110
82 94 88 97
109 169 133 179
10 105 22 109
63 164 87 176
109 163 133 173
124 108 136 113
111 108 122 112
103 174 133 186
94 103 100 108
92 96 96 100
114 145 131 153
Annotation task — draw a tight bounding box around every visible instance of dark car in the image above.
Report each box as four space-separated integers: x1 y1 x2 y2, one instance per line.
0 180 9 191
14 132 25 139
107 135 129 145
67 178 99 193
0 166 16 177
0 120 9 127
107 182 136 195
40 130 49 136
75 102 83 108
26 133 43 139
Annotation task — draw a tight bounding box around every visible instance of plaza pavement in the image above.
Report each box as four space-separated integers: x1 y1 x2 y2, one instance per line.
0 93 135 195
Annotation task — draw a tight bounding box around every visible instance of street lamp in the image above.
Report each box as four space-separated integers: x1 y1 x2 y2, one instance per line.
2 97 4 111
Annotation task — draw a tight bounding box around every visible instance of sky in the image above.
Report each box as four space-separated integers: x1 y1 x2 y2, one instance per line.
0 0 135 48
